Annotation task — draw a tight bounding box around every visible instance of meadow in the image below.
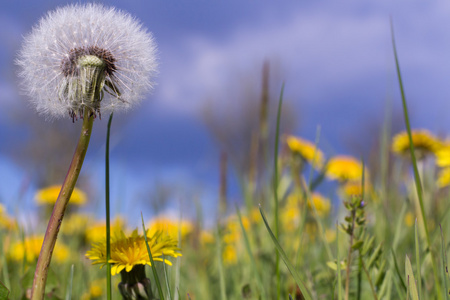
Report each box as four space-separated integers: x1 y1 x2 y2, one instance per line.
1 4 449 300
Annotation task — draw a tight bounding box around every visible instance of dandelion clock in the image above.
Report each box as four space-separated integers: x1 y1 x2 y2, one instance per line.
17 3 157 120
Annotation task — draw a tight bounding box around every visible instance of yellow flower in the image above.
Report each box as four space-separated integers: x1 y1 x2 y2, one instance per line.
325 229 336 243
200 231 215 245
85 217 126 243
222 245 238 265
81 279 105 300
286 135 324 168
35 185 87 206
61 213 91 235
0 205 17 231
9 235 69 263
437 167 450 187
307 193 331 217
223 215 250 244
147 216 193 240
326 155 364 182
342 179 371 198
404 212 415 227
86 229 182 276
391 129 442 159
249 207 261 224
436 145 450 167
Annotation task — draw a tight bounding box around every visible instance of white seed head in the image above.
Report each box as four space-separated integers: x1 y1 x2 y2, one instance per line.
17 3 158 120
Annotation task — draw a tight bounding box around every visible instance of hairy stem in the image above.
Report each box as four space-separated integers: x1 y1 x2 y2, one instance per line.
31 110 94 300
344 209 356 300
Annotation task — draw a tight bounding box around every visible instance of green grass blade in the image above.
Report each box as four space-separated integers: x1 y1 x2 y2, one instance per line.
391 249 407 291
405 255 419 300
236 205 266 299
141 212 165 300
440 225 449 300
162 255 172 300
65 264 74 300
391 19 442 299
337 223 343 300
0 280 9 300
0 240 10 295
273 83 284 300
259 205 313 300
105 113 113 300
414 219 422 300
216 227 228 300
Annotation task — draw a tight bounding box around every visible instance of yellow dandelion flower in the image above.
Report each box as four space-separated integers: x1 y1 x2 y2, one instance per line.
325 229 336 243
286 135 324 168
404 212 415 227
391 129 443 159
437 167 450 187
0 206 17 231
86 229 182 276
85 217 126 243
222 245 238 265
9 235 69 263
249 207 261 224
81 279 105 300
200 231 214 245
342 179 372 198
61 213 91 235
436 145 450 167
307 193 331 217
326 155 364 182
147 216 193 240
35 185 87 206
223 215 250 244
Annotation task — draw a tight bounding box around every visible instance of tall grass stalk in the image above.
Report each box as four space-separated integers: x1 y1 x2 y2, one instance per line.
105 113 113 300
31 110 94 300
273 83 284 300
390 19 442 299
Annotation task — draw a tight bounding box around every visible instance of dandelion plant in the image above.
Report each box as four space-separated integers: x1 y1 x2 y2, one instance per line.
16 4 157 299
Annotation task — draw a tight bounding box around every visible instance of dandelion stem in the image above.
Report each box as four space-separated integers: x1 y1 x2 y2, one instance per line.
31 109 94 300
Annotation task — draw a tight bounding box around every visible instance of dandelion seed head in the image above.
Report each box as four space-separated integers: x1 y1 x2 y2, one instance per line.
17 3 158 120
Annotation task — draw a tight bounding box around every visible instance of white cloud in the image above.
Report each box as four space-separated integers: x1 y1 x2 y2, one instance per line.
153 1 450 120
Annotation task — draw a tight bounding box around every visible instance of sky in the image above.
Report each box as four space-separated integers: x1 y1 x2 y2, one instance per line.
1 0 450 226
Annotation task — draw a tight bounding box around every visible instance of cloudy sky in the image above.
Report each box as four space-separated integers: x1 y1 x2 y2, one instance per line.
1 1 450 224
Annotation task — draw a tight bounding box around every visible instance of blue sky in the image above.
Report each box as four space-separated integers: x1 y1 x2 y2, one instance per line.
1 1 450 226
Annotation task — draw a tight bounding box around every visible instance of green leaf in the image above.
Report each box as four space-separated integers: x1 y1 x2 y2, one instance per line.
405 255 419 300
352 240 364 251
0 281 9 300
259 205 313 300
